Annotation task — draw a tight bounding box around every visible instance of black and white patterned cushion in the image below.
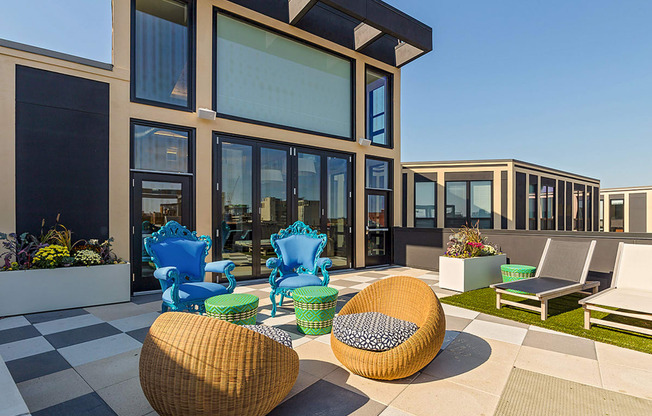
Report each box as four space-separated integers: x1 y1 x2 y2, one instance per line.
242 324 293 349
332 312 419 351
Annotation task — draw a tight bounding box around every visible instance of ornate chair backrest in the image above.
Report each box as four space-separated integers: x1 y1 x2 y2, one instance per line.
144 221 212 287
270 221 327 275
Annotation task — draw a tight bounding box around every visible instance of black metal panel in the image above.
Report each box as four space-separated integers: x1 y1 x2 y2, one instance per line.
629 193 647 232
360 33 398 66
515 172 526 229
228 0 288 22
445 171 493 181
295 3 357 49
402 172 408 227
557 181 565 230
566 181 572 231
15 66 109 240
593 187 600 232
501 171 508 229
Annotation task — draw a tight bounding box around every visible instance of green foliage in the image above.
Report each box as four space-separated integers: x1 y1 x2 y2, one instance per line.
74 249 102 266
441 288 652 354
32 245 72 269
444 222 500 258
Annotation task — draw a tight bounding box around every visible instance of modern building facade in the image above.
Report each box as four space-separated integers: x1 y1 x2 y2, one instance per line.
402 160 600 231
600 186 652 233
0 0 432 291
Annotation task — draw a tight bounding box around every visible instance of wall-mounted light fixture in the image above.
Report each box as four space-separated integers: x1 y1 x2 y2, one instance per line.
198 108 216 120
358 137 372 147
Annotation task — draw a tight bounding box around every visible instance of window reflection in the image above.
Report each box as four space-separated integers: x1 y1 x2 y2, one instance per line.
366 68 390 146
539 179 556 230
134 0 190 107
366 159 389 189
610 199 624 232
298 153 321 230
415 178 436 228
133 124 189 173
260 148 287 274
327 157 349 268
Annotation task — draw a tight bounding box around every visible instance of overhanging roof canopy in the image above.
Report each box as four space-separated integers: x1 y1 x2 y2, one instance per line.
228 0 433 67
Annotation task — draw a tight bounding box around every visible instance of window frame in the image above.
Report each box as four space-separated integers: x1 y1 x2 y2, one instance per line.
212 8 356 142
364 65 393 149
539 177 556 231
444 180 494 229
130 119 195 177
414 174 436 228
130 0 196 112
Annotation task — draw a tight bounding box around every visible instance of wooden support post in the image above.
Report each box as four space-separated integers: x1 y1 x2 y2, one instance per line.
583 306 591 330
540 299 548 320
496 291 502 309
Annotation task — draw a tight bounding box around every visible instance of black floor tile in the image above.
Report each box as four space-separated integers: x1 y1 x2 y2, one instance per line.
126 327 150 343
44 323 122 349
32 393 117 416
25 308 89 324
5 350 71 383
0 324 41 345
269 380 380 416
130 293 161 305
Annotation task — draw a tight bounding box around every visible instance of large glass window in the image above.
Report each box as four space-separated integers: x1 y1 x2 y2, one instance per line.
540 178 555 230
133 124 189 173
366 67 391 146
133 0 193 108
529 176 538 230
446 180 493 229
610 198 624 232
366 159 390 189
215 13 352 138
415 176 436 228
599 199 604 231
574 185 585 231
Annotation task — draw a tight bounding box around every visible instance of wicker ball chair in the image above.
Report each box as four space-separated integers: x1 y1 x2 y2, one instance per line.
140 312 299 416
330 275 446 380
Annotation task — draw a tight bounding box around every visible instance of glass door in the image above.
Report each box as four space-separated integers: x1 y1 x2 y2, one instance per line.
132 173 191 292
297 152 322 230
326 156 351 268
366 191 390 266
260 146 290 275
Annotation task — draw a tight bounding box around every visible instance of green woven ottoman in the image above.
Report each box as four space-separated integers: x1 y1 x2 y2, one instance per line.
205 293 259 325
501 264 536 294
293 286 339 335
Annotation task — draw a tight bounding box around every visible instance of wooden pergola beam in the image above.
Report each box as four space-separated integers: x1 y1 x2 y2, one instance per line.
289 0 318 25
395 42 425 67
354 23 383 50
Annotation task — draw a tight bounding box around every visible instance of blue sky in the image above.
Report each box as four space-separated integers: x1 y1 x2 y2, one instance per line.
387 0 652 188
1 1 650 187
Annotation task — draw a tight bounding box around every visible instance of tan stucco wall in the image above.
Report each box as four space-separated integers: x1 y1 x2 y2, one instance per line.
0 0 403 270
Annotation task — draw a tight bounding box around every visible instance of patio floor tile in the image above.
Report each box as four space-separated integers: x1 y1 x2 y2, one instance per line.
96 376 154 416
463 319 528 345
34 313 104 335
422 334 520 396
390 373 500 416
109 312 160 333
595 342 652 372
45 323 122 349
25 308 89 324
522 328 597 360
0 324 41 345
58 333 142 367
130 294 162 305
294 340 342 378
17 368 93 413
441 303 480 320
599 362 652 400
323 366 418 405
31 392 117 416
350 282 372 291
75 349 141 391
0 335 53 361
126 327 150 343
269 379 386 416
378 406 414 416
444 315 472 331
281 370 320 403
0 316 30 331
514 345 602 388
475 313 530 329
85 303 152 322
5 350 71 383
441 330 461 350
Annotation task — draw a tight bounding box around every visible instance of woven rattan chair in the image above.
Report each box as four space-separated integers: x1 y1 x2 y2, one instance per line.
330 275 446 380
140 312 299 416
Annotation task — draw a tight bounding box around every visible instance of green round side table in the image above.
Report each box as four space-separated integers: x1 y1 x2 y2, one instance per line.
205 293 259 325
500 264 536 294
293 286 339 335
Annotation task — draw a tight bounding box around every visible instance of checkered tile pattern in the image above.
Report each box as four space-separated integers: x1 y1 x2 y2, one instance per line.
1 266 651 416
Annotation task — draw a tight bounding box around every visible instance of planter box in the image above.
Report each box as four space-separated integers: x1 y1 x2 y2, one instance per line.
439 254 506 292
0 263 130 317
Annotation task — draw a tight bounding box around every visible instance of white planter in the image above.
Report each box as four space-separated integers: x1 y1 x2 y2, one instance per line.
439 254 506 292
0 263 131 317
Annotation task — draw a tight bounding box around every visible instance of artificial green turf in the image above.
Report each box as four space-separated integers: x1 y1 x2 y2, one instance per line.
440 288 652 354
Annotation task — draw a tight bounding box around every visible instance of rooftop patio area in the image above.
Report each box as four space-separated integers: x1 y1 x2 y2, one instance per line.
1 266 651 416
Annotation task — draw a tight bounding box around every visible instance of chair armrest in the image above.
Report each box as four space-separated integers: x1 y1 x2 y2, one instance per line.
206 261 237 293
316 257 332 286
266 257 282 269
154 266 179 284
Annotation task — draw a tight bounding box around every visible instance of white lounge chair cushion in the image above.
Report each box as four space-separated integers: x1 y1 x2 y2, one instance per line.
583 288 652 315
333 312 419 351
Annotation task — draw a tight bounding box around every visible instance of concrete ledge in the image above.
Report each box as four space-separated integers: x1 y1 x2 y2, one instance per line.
0 357 30 416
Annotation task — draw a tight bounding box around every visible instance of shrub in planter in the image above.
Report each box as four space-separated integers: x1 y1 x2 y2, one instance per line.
33 245 72 269
444 223 500 259
74 249 102 266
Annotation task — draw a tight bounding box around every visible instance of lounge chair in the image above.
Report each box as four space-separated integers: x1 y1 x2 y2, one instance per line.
579 242 652 336
490 238 598 320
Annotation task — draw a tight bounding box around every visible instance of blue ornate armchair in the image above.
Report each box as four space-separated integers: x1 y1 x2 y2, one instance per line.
144 221 236 313
266 221 332 317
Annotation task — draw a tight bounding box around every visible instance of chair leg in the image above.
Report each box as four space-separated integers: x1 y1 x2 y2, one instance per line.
161 303 169 313
279 293 285 307
540 299 548 320
270 292 278 317
583 306 591 330
496 291 502 310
